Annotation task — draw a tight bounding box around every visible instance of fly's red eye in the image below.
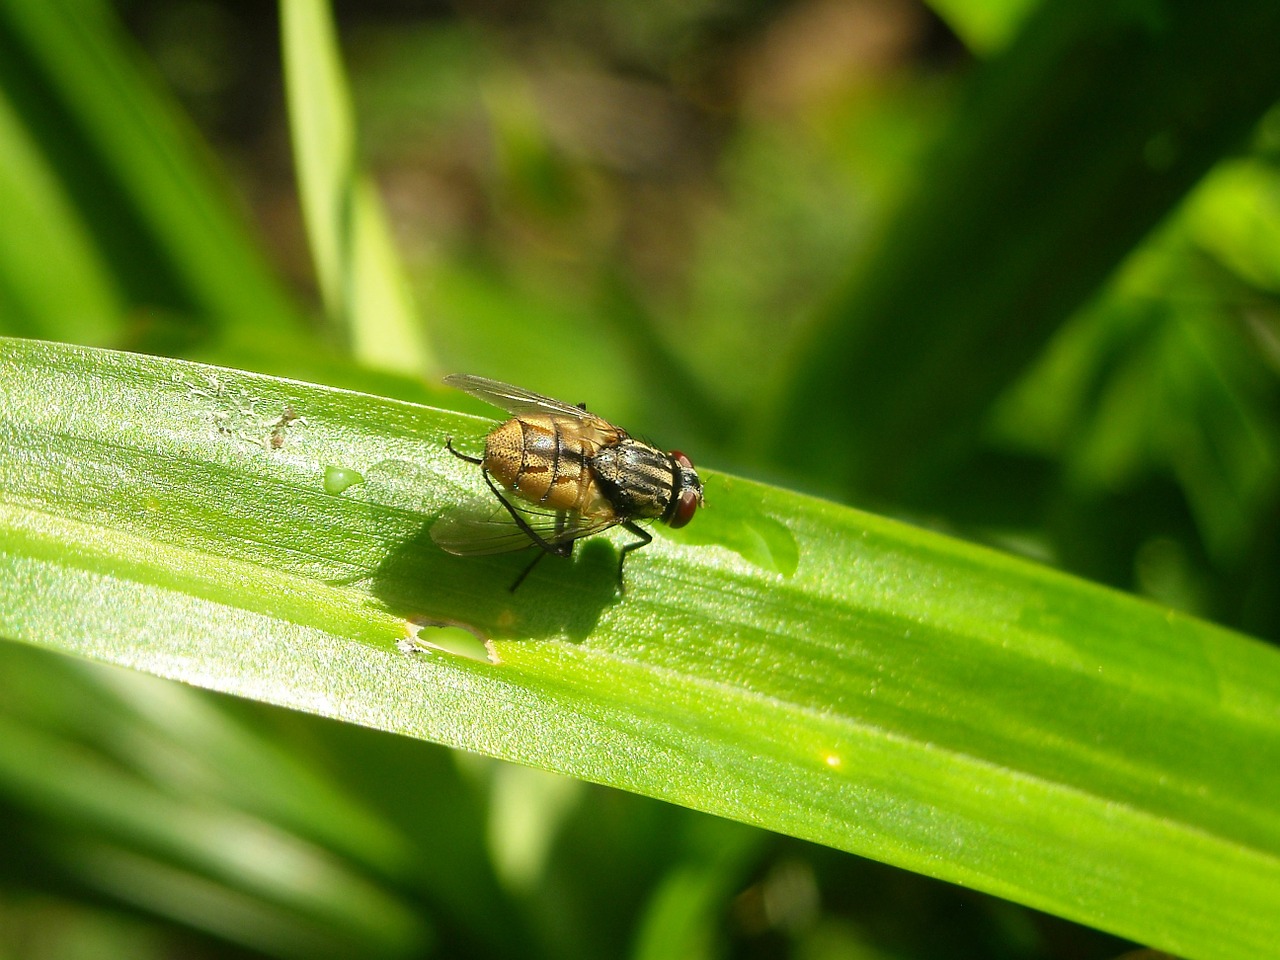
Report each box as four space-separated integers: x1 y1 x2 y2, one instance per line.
667 450 702 528
669 488 699 528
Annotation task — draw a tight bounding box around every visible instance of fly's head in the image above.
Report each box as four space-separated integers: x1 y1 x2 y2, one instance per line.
665 451 703 529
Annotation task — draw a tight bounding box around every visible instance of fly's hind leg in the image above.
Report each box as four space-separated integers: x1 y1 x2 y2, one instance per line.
478 470 572 591
508 514 574 591
481 470 570 557
616 521 653 593
445 437 483 465
509 551 548 592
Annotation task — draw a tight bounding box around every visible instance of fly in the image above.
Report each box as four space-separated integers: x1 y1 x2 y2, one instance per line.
432 374 704 591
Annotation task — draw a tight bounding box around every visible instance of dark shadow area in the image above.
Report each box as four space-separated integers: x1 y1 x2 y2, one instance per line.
368 520 620 644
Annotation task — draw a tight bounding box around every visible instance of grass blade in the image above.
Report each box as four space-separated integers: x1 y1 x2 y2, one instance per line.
280 0 431 375
0 0 301 338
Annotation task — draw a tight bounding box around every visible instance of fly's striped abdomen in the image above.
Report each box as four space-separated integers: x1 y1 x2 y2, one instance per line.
484 415 608 515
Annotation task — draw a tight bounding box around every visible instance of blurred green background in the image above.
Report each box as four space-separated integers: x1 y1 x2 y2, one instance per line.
2 0 1278 956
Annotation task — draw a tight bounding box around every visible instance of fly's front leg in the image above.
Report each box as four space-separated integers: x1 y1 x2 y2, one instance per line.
616 521 653 593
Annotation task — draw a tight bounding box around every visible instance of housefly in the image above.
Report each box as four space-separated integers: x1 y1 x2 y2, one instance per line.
432 374 704 591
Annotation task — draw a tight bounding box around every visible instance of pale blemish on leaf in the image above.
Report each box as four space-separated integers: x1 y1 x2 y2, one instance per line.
400 616 498 663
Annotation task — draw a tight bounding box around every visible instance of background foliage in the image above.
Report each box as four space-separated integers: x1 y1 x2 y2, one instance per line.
2 0 1280 957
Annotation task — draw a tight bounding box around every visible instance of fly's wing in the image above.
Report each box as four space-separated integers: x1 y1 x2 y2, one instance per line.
445 374 619 429
431 499 622 556
430 506 542 555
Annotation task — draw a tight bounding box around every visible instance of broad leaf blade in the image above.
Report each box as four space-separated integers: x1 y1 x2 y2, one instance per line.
1 337 1278 960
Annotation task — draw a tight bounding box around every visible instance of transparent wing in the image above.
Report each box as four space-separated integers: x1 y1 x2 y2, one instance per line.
431 498 622 557
444 374 600 421
430 507 543 556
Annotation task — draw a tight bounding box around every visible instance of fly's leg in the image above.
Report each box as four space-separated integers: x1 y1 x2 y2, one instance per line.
509 504 575 590
508 503 575 591
481 470 570 557
446 435 574 592
445 437 483 465
476 469 573 591
510 551 546 592
616 521 653 593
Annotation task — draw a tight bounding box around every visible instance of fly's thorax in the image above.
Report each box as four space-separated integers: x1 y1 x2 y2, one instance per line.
589 439 681 520
484 415 604 514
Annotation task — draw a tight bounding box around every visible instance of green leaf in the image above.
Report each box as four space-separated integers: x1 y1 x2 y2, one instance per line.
280 0 431 375
773 0 1280 502
0 90 124 344
924 0 1042 54
2 337 1279 960
0 0 302 341
0 642 432 958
